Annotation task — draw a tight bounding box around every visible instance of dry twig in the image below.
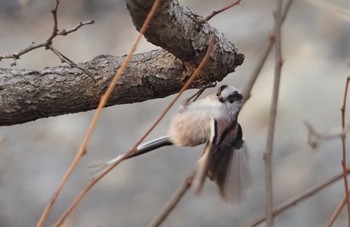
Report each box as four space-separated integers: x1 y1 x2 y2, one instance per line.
249 169 350 226
304 121 350 148
198 0 242 23
296 78 350 227
327 195 348 227
47 45 95 80
340 76 350 224
314 77 350 227
148 1 295 225
263 0 283 226
36 0 161 226
242 0 294 102
0 0 94 68
148 172 196 227
52 36 218 227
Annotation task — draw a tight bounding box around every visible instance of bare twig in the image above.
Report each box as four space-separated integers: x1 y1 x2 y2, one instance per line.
263 0 283 226
198 0 241 23
249 169 350 226
57 21 95 36
242 0 294 102
48 45 96 80
0 42 47 66
340 76 350 225
46 0 60 47
327 195 347 227
148 172 196 227
0 0 94 64
52 36 217 227
36 0 161 226
148 1 296 225
304 121 350 148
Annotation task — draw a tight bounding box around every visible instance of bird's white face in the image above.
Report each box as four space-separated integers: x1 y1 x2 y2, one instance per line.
216 85 243 103
216 85 243 116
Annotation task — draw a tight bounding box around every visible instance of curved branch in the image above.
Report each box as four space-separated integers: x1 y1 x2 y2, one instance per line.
0 50 184 126
0 0 244 126
127 0 244 81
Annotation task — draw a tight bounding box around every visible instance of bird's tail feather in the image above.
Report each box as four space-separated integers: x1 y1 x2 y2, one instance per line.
88 136 173 175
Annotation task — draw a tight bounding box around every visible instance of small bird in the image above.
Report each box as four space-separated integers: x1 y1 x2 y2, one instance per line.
91 85 250 202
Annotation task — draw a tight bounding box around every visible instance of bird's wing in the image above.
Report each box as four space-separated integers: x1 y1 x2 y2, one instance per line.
194 118 218 195
209 124 251 203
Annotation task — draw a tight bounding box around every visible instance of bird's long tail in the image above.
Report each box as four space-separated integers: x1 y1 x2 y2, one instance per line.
88 136 173 174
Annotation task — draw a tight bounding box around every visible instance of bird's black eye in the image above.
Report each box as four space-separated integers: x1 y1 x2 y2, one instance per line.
228 97 234 103
227 92 243 103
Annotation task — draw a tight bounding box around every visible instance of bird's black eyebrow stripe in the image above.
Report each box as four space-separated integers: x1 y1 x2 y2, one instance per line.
227 92 243 101
216 85 228 96
227 94 235 100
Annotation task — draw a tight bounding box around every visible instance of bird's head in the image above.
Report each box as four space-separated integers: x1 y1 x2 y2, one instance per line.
216 85 243 104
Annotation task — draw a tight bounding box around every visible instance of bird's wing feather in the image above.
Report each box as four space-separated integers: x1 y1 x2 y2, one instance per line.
194 118 218 195
209 124 250 203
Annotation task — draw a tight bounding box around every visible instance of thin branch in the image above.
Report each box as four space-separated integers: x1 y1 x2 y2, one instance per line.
48 45 96 81
327 195 347 227
46 0 60 48
52 35 217 227
148 1 296 225
0 42 46 66
0 26 94 62
264 0 283 226
57 21 95 36
0 0 94 64
340 76 350 225
262 70 350 227
198 0 242 23
0 0 94 79
129 37 217 154
304 121 350 148
148 171 196 227
249 169 350 227
36 0 162 226
241 0 294 102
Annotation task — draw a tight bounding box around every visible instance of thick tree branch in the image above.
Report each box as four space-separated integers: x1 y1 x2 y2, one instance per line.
0 0 244 126
0 51 182 126
127 0 244 81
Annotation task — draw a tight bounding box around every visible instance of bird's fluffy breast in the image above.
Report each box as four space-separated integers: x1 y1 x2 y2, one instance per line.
168 96 228 147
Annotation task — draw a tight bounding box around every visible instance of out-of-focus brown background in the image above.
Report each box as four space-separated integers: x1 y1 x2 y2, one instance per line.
1 0 350 226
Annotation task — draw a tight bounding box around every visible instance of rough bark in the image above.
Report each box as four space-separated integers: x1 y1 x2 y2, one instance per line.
0 51 185 126
0 0 244 126
126 0 244 81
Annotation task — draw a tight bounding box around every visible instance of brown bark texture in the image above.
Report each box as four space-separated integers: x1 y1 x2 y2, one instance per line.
0 0 244 126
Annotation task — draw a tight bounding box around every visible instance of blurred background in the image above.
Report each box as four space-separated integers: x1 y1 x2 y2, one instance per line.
1 0 350 226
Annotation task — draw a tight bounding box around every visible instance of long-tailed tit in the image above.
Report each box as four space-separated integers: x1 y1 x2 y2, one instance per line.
91 85 250 202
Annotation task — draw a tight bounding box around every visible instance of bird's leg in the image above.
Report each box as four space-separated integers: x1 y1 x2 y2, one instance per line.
182 82 216 106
